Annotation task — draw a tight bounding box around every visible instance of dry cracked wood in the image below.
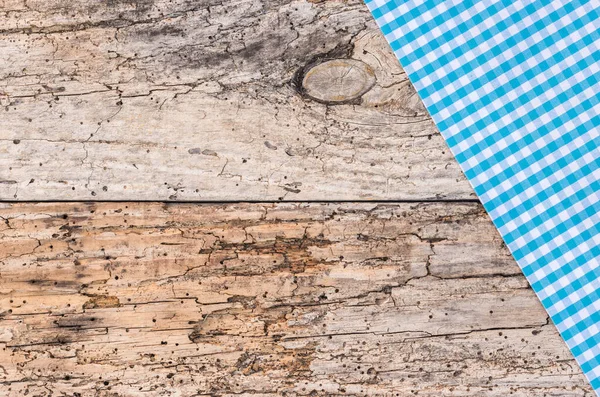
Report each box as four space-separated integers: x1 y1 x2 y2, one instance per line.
0 0 474 201
0 202 592 396
0 0 590 396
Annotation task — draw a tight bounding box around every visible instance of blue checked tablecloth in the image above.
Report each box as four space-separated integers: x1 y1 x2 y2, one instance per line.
364 0 600 392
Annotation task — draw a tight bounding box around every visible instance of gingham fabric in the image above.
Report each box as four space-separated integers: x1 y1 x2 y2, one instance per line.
364 0 600 392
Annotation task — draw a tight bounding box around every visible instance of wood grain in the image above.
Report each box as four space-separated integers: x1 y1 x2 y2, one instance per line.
0 0 473 201
0 0 590 395
0 202 592 396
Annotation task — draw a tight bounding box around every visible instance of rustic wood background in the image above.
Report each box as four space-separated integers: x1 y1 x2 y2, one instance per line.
0 0 593 396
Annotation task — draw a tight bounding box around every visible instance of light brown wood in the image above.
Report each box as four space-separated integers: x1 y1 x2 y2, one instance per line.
0 0 590 395
301 59 376 103
0 202 592 396
0 0 473 201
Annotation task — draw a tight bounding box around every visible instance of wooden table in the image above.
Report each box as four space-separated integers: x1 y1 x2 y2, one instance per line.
0 0 592 395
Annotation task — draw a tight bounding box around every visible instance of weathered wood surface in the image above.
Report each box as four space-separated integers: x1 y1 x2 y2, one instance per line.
0 0 474 201
0 202 592 396
0 0 590 395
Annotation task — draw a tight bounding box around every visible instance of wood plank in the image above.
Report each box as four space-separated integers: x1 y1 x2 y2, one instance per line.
0 202 591 395
0 0 473 201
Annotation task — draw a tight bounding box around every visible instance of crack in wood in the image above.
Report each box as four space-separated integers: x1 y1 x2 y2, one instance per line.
0 201 591 396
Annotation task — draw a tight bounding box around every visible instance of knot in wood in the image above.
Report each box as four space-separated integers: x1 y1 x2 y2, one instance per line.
301 59 376 104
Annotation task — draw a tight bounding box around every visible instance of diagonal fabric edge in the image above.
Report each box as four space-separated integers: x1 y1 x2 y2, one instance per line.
364 0 600 393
